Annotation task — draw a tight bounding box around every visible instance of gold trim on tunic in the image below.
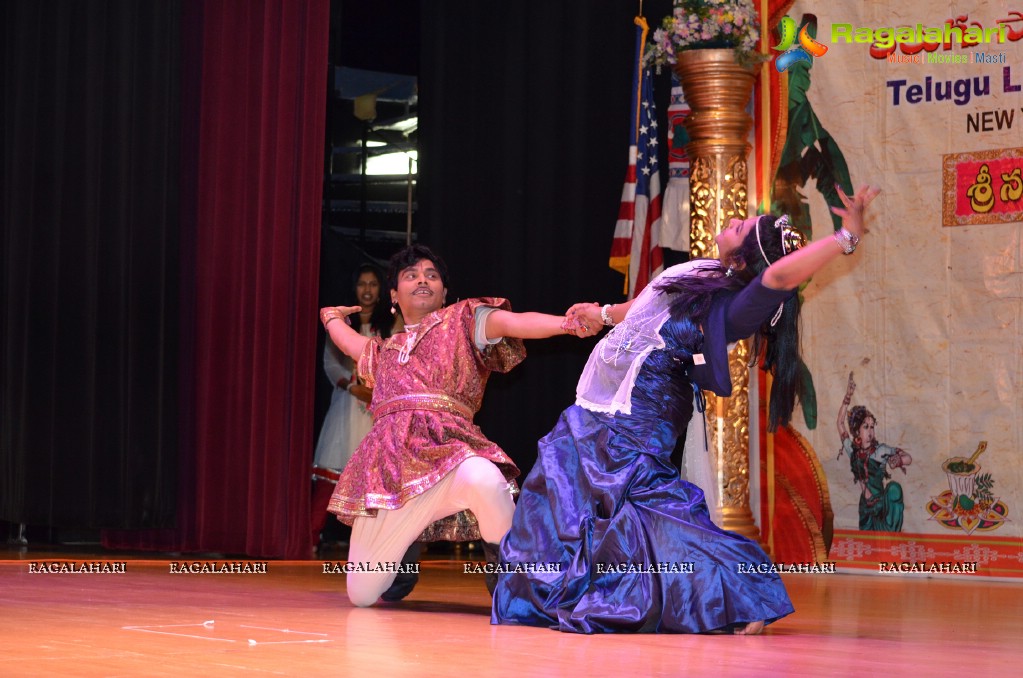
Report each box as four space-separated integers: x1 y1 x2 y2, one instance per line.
372 392 475 421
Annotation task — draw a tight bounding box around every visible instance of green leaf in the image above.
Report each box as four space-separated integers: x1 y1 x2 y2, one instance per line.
798 359 818 429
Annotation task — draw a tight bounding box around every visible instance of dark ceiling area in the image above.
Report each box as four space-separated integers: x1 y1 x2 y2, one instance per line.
314 2 426 436
322 1 422 265
330 0 420 76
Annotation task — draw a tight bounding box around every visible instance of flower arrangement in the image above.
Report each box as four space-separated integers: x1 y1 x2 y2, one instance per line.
646 0 764 68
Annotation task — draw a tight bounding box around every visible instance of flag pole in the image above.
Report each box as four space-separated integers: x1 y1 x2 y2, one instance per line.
610 13 663 298
633 16 649 147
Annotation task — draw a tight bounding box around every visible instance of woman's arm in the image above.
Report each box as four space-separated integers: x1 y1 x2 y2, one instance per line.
320 306 371 361
323 342 353 391
837 371 855 439
564 298 637 332
836 372 855 458
323 337 372 401
763 185 880 291
484 310 597 340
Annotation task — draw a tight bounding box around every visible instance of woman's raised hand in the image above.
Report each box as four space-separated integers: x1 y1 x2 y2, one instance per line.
832 185 881 239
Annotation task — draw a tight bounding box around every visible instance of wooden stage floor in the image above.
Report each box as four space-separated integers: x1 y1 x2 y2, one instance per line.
1 547 1020 677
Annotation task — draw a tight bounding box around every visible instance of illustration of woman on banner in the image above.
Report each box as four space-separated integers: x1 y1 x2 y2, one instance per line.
837 372 912 532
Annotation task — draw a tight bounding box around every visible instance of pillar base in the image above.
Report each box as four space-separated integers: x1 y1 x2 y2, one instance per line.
719 506 763 543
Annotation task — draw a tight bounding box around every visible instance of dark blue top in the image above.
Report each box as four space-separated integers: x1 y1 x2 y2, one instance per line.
685 273 795 397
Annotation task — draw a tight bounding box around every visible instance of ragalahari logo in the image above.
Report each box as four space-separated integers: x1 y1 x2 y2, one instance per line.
774 16 828 72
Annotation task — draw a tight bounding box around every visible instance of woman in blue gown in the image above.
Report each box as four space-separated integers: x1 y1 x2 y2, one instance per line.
493 186 880 635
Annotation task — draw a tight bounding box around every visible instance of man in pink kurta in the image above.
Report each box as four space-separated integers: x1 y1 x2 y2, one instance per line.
329 297 524 535
320 245 593 607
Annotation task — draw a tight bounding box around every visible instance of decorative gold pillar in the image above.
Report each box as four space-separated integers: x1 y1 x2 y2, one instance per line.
674 49 760 540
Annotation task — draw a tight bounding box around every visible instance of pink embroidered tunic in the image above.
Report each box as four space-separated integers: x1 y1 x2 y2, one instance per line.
327 298 525 542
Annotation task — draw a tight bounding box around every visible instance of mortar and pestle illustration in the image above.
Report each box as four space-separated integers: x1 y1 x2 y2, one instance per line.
942 441 987 511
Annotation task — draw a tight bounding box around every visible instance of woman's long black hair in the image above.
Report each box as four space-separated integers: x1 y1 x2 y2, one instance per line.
349 263 395 339
655 215 807 431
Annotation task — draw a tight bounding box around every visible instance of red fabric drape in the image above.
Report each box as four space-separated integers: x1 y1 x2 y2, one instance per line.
104 0 329 559
756 0 797 200
767 0 796 31
188 0 328 559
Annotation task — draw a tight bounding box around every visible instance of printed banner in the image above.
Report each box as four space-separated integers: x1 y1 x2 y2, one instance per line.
782 0 1023 578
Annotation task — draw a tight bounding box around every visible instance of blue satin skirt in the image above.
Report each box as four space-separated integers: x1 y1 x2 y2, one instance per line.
491 404 794 634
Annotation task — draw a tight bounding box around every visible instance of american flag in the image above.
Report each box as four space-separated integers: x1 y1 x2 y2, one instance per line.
660 73 691 254
609 19 663 299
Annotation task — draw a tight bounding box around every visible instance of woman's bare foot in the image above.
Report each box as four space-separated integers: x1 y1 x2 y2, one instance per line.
735 620 764 635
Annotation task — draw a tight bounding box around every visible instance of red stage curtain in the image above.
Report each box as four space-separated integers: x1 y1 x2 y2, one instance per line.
187 0 328 559
104 0 329 559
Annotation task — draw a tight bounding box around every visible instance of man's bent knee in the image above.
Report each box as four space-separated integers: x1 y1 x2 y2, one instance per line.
347 574 394 608
347 587 380 608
